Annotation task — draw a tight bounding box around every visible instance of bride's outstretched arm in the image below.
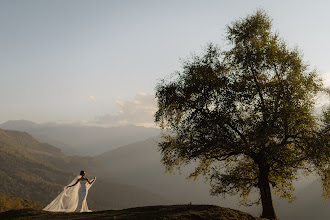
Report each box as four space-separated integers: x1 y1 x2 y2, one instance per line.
87 177 96 184
67 179 80 188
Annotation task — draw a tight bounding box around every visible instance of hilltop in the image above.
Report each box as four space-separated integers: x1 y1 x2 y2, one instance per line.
0 205 266 220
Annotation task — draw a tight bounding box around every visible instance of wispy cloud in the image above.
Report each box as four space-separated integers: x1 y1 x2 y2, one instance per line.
88 95 95 101
94 93 157 127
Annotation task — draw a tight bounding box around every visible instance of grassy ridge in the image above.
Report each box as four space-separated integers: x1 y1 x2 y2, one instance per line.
0 192 43 212
0 205 267 220
0 129 74 204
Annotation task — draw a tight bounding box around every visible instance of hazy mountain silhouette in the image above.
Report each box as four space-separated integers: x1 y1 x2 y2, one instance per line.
274 179 330 220
0 120 160 155
96 136 329 219
96 136 255 213
0 129 169 210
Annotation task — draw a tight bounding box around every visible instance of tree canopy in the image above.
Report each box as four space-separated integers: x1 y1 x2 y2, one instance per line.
155 10 329 220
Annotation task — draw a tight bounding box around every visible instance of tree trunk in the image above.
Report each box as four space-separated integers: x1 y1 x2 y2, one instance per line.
258 164 277 220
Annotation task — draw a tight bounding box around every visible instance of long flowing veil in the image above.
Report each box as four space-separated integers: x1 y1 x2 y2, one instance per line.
43 175 95 212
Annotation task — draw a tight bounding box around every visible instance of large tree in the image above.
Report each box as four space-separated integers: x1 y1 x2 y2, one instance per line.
155 10 329 220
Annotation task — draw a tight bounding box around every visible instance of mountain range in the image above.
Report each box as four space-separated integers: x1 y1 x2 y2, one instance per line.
95 136 330 220
0 120 160 156
96 136 241 208
0 120 329 219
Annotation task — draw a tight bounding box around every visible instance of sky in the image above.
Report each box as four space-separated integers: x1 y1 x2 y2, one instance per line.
1 0 330 127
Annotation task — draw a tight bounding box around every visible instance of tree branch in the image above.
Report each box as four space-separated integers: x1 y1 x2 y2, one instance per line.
224 121 249 145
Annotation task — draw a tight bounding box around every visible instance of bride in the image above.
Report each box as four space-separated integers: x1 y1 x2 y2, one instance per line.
43 171 96 212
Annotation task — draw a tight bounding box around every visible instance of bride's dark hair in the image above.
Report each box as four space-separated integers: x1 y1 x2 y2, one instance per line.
80 170 85 176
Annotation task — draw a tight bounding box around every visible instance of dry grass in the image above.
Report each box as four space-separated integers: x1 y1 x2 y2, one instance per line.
0 205 268 220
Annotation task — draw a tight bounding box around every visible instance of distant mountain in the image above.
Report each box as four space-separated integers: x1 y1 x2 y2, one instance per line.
0 192 43 212
275 179 330 220
0 120 160 155
0 129 169 210
0 120 40 129
96 136 330 219
96 136 250 212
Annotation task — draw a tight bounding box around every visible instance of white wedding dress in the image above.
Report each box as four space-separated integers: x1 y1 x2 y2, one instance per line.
43 175 95 212
76 179 88 212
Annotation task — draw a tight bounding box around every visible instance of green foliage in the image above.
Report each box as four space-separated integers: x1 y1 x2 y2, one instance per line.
155 9 329 219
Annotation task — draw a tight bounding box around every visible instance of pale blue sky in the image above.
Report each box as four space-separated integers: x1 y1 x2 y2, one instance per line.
1 0 330 126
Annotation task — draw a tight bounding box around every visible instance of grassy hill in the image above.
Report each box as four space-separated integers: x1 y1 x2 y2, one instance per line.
0 192 43 212
0 129 73 204
0 205 266 220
